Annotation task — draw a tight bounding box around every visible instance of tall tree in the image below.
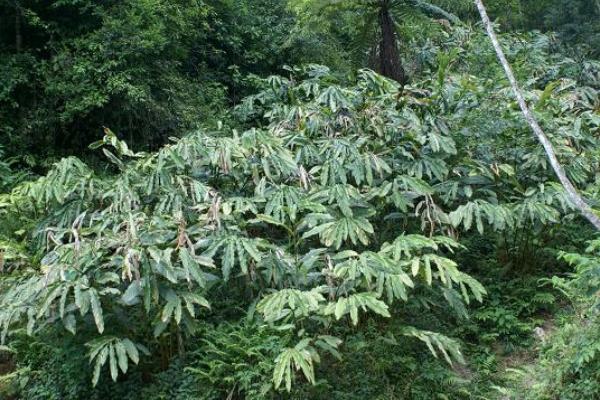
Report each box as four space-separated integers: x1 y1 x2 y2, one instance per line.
376 0 406 84
290 0 465 84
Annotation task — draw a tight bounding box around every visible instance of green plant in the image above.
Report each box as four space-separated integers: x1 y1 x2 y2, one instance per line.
0 65 489 394
2 19 600 398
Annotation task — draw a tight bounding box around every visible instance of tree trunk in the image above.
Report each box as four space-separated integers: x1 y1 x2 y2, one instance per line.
475 0 600 231
376 2 406 85
15 5 22 53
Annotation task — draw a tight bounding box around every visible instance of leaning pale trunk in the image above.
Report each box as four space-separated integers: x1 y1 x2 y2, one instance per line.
475 0 600 231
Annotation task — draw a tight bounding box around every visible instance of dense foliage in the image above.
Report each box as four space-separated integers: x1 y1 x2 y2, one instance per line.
2 1 600 399
0 0 301 158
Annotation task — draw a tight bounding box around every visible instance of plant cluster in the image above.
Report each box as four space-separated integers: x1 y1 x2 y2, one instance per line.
1 8 600 399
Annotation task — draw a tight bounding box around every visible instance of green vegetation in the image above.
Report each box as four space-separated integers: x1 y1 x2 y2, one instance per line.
1 1 600 399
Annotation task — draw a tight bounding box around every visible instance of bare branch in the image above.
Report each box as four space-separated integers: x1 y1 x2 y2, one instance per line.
474 0 600 230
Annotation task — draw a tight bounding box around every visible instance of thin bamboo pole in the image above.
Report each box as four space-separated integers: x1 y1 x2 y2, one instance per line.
475 0 600 230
